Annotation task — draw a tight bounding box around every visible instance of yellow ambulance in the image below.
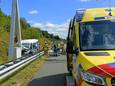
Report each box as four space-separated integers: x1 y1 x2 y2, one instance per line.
66 8 115 86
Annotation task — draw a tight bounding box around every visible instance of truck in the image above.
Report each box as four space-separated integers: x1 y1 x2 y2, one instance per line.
66 7 115 86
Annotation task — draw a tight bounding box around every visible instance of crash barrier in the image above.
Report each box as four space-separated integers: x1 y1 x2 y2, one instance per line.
0 51 44 82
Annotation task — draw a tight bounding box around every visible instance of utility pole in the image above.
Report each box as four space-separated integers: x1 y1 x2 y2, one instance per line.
0 0 1 10
8 0 21 60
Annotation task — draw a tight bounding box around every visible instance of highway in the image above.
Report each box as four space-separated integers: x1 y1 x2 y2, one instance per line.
28 55 68 86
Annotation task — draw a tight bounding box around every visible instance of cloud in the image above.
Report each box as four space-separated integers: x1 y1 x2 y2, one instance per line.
27 20 35 23
80 0 91 2
31 20 70 39
29 10 39 15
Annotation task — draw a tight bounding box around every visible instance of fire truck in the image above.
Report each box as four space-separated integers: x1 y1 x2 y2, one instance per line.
66 8 115 86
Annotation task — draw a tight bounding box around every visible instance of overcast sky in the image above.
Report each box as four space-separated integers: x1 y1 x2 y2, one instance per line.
1 0 115 39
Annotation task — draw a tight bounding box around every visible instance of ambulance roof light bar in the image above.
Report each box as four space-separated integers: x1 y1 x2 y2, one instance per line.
96 0 112 16
75 8 86 21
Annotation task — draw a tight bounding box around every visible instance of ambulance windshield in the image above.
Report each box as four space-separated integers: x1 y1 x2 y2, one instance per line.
80 20 115 50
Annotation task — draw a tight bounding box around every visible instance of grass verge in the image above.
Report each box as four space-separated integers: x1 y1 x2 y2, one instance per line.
0 55 47 86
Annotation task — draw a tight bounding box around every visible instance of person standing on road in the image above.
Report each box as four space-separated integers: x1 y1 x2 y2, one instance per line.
53 44 58 56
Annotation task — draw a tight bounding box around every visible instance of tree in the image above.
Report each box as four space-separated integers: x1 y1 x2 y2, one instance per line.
20 18 30 29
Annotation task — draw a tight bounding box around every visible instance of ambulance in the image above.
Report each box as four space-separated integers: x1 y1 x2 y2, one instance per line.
66 8 115 86
21 39 39 55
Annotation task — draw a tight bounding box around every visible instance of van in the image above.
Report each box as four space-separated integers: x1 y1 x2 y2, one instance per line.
21 39 39 55
66 8 115 86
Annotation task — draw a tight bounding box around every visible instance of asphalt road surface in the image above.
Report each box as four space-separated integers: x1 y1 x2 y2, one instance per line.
28 55 68 86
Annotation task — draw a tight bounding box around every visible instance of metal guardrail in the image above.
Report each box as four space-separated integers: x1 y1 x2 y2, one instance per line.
0 51 44 82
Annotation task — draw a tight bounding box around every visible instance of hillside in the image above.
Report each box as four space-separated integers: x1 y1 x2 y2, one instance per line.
0 10 61 64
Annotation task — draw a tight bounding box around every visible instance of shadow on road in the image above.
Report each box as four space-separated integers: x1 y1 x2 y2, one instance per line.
28 73 68 86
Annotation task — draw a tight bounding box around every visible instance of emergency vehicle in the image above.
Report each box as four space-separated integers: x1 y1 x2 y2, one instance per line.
21 39 39 55
66 8 115 86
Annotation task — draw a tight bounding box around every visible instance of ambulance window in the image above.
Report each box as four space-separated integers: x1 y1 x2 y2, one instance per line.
70 20 76 50
69 29 72 40
67 19 77 54
68 21 73 40
72 22 76 47
80 20 115 50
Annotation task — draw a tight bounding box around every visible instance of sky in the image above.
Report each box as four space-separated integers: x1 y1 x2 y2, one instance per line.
1 0 115 39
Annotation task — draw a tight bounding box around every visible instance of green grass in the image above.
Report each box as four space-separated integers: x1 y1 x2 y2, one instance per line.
0 29 9 64
0 56 47 86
